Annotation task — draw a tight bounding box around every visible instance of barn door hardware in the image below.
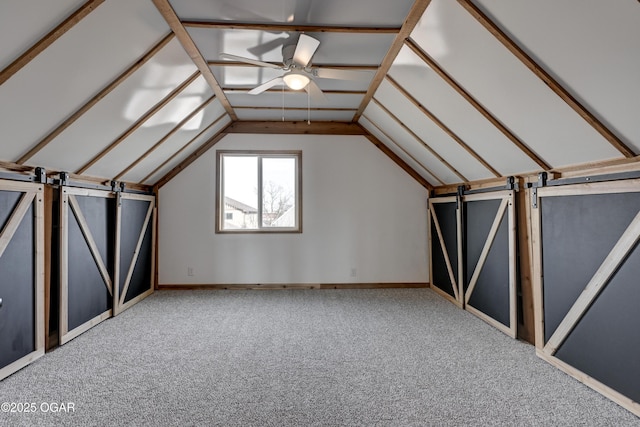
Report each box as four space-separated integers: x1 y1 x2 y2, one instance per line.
546 169 640 188
530 172 548 209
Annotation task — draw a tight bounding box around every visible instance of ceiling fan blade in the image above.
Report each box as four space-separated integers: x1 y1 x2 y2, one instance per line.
247 36 290 57
315 68 373 81
220 53 282 70
305 79 327 104
293 34 320 67
248 77 284 95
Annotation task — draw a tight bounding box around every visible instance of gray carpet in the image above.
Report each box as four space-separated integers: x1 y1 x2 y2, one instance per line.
0 289 638 426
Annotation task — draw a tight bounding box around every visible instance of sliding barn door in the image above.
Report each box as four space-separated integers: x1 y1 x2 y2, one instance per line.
532 179 640 416
428 196 462 307
59 188 115 344
114 193 155 315
462 191 517 337
0 180 45 380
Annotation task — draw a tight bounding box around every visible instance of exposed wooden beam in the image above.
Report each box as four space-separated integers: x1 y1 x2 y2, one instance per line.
225 121 367 135
183 21 401 34
385 75 501 177
405 38 551 170
113 95 217 181
76 71 200 175
208 60 379 71
142 114 228 184
352 0 433 121
362 114 442 186
16 33 175 165
233 106 357 112
155 124 233 189
0 0 104 86
151 0 237 120
457 0 635 158
222 88 366 95
371 97 467 182
360 120 434 189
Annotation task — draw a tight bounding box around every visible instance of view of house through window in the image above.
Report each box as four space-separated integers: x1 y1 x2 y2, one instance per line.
217 151 301 232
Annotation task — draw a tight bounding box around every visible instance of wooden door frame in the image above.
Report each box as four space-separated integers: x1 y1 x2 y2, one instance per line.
531 178 640 417
0 180 45 380
59 187 114 345
462 190 517 338
428 195 463 308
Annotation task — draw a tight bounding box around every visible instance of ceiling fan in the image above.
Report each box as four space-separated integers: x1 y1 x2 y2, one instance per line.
220 34 371 102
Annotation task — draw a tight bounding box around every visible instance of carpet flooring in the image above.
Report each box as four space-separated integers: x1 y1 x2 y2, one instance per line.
0 288 638 426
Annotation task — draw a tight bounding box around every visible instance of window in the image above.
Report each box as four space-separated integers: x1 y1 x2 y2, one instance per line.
216 150 301 233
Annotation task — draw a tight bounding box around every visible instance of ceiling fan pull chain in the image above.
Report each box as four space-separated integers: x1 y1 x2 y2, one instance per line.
307 87 311 125
282 84 285 122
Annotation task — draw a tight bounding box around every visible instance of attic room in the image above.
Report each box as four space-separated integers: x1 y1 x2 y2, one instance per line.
0 0 639 424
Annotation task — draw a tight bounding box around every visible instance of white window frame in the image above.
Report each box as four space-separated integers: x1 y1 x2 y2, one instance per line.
216 150 302 233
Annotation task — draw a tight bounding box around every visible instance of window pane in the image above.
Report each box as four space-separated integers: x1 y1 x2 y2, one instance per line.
222 156 258 230
262 157 296 228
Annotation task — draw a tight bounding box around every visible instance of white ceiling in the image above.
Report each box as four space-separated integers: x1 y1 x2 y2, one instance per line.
0 0 637 188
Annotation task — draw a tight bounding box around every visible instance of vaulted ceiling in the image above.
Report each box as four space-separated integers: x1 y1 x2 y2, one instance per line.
1 0 638 189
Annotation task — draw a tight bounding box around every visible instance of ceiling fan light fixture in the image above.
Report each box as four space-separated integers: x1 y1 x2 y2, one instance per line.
283 71 310 90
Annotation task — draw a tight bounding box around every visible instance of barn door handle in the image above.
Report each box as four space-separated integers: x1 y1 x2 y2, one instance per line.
0 297 3 308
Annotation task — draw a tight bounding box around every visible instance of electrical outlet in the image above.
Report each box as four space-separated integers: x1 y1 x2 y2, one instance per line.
350 268 357 278
187 267 194 277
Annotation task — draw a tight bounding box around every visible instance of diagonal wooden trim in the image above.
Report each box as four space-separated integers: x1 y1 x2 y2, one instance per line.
68 195 113 295
0 0 105 86
119 200 154 305
464 197 509 304
75 71 200 174
151 0 237 120
429 203 459 300
385 75 501 177
361 115 442 186
16 33 175 165
155 123 232 188
113 95 216 180
141 114 227 184
372 97 468 182
405 38 551 170
0 192 36 259
457 0 635 158
183 21 401 33
352 0 433 121
543 208 640 355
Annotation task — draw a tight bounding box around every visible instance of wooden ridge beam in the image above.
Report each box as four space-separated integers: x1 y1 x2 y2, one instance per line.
16 33 175 165
151 0 237 120
0 0 104 86
353 0 433 121
457 0 635 158
225 121 367 135
208 61 379 70
183 21 401 33
385 75 501 177
405 38 551 171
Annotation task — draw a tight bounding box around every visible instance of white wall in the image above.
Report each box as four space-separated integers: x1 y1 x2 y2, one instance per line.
158 133 429 285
